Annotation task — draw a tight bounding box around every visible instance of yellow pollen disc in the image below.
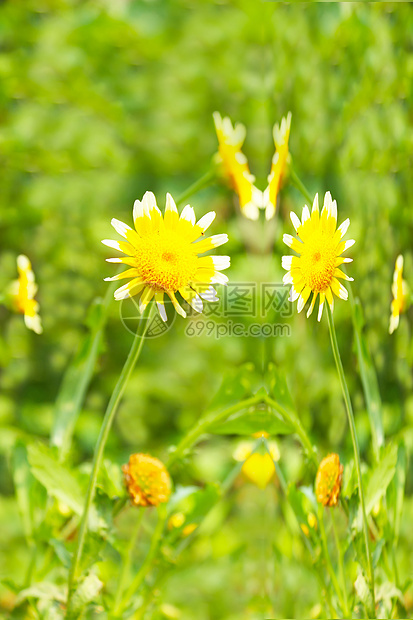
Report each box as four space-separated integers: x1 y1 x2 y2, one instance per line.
299 231 336 293
133 230 198 291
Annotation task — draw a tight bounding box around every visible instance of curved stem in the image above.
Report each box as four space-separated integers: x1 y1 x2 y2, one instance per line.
331 509 350 618
67 304 153 611
112 509 145 616
176 170 216 206
289 166 313 205
326 304 375 617
167 394 262 468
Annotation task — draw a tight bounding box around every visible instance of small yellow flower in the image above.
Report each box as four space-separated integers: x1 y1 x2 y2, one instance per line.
9 255 42 334
389 254 408 334
315 453 343 508
168 512 185 530
307 512 318 530
102 192 230 321
182 523 197 537
282 192 355 321
263 112 292 221
301 523 310 538
213 112 263 221
233 438 280 490
122 453 172 508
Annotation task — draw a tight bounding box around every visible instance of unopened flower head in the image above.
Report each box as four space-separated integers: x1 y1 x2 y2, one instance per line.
9 255 42 334
389 254 408 334
263 112 292 221
282 192 355 321
315 453 343 508
103 192 230 322
233 437 280 489
122 453 172 507
213 112 263 221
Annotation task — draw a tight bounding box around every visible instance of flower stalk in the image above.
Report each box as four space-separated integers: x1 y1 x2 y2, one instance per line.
326 304 375 617
67 304 153 611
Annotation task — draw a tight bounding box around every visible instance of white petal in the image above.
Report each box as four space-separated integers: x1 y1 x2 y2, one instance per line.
180 205 196 225
102 239 122 251
337 218 350 237
142 191 157 211
331 199 337 222
283 273 294 285
106 257 123 263
282 256 293 270
289 286 301 302
311 193 319 213
342 239 355 251
338 284 348 300
211 256 230 270
211 272 229 285
196 211 216 232
290 212 301 232
206 234 228 248
111 218 132 239
133 199 149 222
283 234 294 248
317 299 325 322
17 255 31 271
166 192 178 214
157 301 167 323
297 295 305 313
302 205 311 224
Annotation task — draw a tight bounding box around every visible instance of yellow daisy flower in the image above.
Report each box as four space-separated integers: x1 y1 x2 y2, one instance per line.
102 192 230 322
282 192 355 322
315 453 343 508
234 438 280 490
213 111 263 221
122 453 172 508
9 255 42 334
389 254 408 334
263 112 292 221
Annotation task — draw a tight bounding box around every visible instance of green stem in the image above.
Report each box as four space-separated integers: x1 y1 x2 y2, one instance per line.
264 396 318 468
331 509 351 617
176 170 216 206
112 509 145 616
318 506 347 616
289 167 313 205
67 304 153 612
167 394 262 469
118 504 168 615
326 304 375 617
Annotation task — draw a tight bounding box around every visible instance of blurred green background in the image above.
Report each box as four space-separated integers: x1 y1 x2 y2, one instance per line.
1 1 412 618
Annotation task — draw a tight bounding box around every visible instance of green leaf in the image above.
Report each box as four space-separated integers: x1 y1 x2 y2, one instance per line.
27 442 102 531
15 582 66 606
11 442 36 541
67 573 103 618
354 571 374 614
210 404 293 436
353 444 397 531
50 289 113 460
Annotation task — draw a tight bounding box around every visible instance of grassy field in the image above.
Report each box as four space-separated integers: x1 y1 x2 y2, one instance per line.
0 2 412 618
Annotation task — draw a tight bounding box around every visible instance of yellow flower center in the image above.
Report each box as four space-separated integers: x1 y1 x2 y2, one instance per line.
299 231 336 293
134 231 198 291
